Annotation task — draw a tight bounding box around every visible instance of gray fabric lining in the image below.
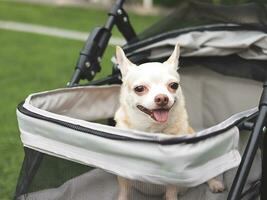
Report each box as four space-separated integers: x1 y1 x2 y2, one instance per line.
182 67 261 130
28 67 262 131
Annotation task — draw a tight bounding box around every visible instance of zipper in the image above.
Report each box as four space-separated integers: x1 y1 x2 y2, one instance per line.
17 101 257 145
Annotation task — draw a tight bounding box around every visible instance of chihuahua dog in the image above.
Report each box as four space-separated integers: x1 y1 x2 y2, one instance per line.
114 44 225 200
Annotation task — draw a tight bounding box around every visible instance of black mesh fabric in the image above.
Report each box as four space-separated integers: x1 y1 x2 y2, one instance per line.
14 148 91 199
139 1 267 40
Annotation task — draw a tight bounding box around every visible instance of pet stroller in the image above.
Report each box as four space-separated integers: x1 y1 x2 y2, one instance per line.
15 1 267 200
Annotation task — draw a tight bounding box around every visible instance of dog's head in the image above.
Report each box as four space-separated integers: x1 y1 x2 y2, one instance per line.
116 44 182 124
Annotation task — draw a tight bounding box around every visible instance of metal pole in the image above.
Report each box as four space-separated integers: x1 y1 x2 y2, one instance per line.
261 82 267 200
227 82 267 200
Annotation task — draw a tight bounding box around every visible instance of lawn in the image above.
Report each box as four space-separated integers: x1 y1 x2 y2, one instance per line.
0 1 161 36
0 2 160 199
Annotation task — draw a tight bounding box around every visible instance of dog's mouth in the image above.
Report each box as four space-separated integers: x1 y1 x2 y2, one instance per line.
136 105 172 123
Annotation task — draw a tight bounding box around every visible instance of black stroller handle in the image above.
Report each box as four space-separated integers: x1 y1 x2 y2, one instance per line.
68 0 137 87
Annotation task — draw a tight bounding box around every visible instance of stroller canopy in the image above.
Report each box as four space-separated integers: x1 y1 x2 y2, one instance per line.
122 1 267 82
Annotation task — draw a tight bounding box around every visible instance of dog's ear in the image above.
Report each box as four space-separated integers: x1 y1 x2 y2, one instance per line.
164 43 180 70
116 46 135 77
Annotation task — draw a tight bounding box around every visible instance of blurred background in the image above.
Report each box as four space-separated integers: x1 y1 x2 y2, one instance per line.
0 0 265 199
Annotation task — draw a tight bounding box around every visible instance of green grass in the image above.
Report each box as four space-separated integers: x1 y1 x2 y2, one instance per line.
0 1 161 37
0 2 159 199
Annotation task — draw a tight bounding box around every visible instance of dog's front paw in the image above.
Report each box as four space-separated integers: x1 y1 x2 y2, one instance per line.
207 179 225 193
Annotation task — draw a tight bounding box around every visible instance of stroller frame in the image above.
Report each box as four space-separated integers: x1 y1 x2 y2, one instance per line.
68 0 267 199
15 0 267 199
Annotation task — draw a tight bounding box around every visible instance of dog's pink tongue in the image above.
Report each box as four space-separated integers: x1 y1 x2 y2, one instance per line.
153 109 169 123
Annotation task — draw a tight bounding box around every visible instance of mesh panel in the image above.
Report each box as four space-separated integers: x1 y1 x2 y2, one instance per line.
15 148 91 199
139 1 267 40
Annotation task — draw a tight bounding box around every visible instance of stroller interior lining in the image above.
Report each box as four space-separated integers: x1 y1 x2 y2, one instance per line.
28 66 261 131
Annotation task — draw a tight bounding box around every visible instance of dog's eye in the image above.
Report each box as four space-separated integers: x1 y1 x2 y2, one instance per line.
169 82 179 90
134 85 146 93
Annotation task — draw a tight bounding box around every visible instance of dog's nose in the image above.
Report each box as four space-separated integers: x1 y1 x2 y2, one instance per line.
154 94 169 107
